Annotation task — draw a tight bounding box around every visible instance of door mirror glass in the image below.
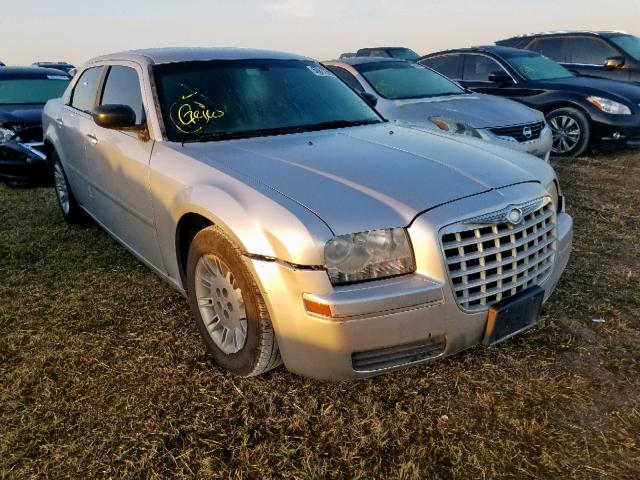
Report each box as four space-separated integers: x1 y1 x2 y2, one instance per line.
92 104 139 130
361 92 378 108
604 56 625 69
488 71 513 85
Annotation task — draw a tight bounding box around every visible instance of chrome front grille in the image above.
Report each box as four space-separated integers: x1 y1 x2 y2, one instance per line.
441 198 557 312
490 121 545 143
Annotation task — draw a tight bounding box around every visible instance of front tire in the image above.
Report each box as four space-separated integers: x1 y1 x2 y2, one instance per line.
186 225 281 377
546 107 591 157
52 152 85 224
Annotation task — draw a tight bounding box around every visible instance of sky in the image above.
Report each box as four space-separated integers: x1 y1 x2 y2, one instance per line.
1 0 638 66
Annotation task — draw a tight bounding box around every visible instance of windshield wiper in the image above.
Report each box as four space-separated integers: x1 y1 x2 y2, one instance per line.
183 119 381 143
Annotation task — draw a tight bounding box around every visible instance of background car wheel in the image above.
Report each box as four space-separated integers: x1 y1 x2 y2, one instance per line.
52 152 85 224
186 225 282 377
546 107 591 157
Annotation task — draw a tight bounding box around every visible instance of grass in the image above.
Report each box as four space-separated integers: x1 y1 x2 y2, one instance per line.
1 151 639 479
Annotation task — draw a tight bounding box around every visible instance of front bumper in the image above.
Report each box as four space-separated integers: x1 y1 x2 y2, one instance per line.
590 111 640 147
480 125 553 162
248 183 573 380
0 140 49 182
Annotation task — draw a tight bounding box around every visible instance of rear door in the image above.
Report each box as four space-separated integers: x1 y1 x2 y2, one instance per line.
57 66 104 204
84 63 163 268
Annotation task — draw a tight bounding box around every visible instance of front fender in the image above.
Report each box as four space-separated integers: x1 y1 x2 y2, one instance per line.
174 183 332 265
148 144 334 286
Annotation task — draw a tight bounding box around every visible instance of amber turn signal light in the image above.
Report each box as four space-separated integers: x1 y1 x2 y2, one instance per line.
303 298 333 318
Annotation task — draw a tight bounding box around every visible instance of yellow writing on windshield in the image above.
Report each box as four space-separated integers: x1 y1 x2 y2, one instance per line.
169 84 225 134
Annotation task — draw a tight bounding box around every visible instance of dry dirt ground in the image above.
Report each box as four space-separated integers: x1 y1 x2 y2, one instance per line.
1 152 639 479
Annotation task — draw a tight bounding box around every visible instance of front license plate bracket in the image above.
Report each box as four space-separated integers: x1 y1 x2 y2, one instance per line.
483 286 545 347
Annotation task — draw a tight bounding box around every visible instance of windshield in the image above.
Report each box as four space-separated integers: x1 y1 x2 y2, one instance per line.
0 77 69 105
153 59 382 142
503 53 574 81
387 48 420 61
609 34 640 61
356 62 465 100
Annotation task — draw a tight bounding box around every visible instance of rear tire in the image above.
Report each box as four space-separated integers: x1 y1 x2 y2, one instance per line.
52 151 85 224
546 107 591 157
186 225 282 377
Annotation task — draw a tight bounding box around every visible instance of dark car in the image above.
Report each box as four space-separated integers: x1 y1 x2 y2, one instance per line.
496 31 640 83
420 46 640 157
0 67 70 184
356 47 420 62
0 61 5 67
32 62 76 75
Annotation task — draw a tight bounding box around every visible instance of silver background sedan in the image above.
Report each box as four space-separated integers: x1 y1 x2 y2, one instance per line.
324 58 553 161
43 48 572 379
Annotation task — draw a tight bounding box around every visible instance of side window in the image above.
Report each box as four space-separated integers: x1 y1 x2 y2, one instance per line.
70 67 103 113
326 66 364 92
369 49 388 58
529 37 567 62
422 56 463 79
462 55 506 81
100 66 145 125
564 37 618 65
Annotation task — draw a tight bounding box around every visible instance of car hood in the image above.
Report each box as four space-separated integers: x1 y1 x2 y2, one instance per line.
0 104 44 126
184 124 551 235
389 93 542 128
541 76 640 105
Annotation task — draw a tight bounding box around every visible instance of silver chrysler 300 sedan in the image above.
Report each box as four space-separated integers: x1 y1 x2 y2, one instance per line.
43 48 573 379
323 58 553 161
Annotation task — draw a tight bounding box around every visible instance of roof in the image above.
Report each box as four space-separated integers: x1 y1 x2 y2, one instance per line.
0 66 71 78
86 47 311 66
500 30 629 40
425 45 532 58
325 57 406 66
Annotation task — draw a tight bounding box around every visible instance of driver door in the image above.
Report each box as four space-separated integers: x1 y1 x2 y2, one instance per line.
83 63 164 269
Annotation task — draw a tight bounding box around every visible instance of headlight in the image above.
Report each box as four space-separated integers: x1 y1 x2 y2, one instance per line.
324 228 415 285
587 96 632 115
429 117 482 139
545 179 563 212
0 127 16 143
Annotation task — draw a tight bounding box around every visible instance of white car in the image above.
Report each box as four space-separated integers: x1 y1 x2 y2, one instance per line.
324 58 553 161
43 48 572 379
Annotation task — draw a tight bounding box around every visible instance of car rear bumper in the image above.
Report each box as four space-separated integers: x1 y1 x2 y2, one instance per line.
250 185 572 380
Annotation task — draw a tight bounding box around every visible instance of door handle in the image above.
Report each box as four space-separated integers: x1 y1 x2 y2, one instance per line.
86 134 98 145
55 118 64 127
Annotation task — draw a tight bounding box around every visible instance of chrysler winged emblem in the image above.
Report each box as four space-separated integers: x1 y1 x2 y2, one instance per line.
463 197 548 227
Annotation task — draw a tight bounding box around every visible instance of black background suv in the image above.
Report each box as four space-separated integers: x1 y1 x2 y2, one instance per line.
419 46 640 157
497 32 640 83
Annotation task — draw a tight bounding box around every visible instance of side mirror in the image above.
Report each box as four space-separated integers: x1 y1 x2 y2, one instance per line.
488 71 513 85
361 92 378 108
92 104 139 130
604 56 625 70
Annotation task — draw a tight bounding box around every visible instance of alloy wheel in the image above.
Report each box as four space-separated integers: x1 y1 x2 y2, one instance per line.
194 254 248 354
549 115 581 154
53 163 70 214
